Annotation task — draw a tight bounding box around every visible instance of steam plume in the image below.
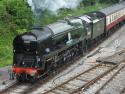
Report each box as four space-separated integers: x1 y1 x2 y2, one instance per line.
27 0 82 16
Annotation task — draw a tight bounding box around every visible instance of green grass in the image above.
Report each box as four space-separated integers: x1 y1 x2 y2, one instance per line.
0 3 111 67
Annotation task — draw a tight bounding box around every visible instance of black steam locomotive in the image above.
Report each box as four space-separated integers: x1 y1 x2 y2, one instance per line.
12 2 125 82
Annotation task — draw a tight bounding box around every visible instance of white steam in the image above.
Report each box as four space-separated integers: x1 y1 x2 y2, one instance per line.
27 0 82 16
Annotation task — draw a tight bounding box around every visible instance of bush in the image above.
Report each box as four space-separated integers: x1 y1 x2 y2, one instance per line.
0 0 33 67
0 0 34 32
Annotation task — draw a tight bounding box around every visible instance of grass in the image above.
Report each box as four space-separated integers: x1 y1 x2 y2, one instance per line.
0 3 111 67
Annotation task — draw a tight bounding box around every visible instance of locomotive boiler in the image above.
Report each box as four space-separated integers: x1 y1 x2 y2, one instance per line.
11 1 125 82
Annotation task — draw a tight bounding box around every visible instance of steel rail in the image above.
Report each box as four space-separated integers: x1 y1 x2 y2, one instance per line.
95 63 125 94
43 63 102 94
71 63 123 94
0 81 17 94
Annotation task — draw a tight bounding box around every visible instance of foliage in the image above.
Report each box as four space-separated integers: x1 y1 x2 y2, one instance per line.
99 0 119 3
40 3 110 25
0 0 33 67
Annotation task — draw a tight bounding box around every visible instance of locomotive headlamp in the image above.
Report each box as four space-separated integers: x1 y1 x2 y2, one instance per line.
45 48 50 53
36 56 40 62
29 70 37 76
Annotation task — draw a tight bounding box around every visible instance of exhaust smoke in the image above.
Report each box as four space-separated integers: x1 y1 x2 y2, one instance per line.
27 0 82 24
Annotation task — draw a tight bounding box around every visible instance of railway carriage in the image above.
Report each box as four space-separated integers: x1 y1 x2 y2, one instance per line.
100 3 125 33
12 1 125 82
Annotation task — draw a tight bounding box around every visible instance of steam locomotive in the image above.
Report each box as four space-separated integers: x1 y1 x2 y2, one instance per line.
12 2 125 82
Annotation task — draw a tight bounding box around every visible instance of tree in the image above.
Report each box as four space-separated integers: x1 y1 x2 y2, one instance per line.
0 0 33 34
99 0 119 3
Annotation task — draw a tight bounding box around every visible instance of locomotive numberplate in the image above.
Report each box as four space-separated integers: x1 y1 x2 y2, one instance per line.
24 41 30 43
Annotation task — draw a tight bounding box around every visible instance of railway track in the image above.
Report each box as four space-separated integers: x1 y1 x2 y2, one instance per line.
43 62 120 94
0 54 83 94
81 62 125 94
0 81 17 92
1 82 31 94
2 61 125 94
92 63 125 94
